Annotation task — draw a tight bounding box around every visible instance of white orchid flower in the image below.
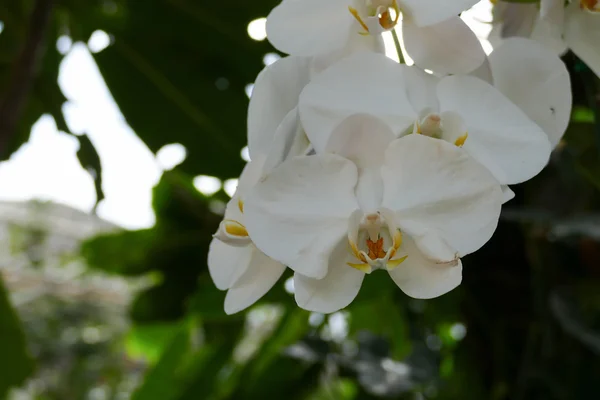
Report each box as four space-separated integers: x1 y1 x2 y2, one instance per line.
266 0 486 74
243 114 503 313
493 0 600 78
209 155 286 315
298 52 551 198
487 37 572 149
208 79 313 313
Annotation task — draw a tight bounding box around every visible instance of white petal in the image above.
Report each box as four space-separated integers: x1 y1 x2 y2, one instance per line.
262 108 310 175
401 0 479 27
224 248 286 314
235 156 267 198
299 52 415 152
325 114 395 169
469 58 494 85
266 0 353 56
381 134 502 256
388 236 462 299
564 4 600 79
412 234 458 264
489 38 572 148
248 56 312 157
244 154 359 279
437 75 552 184
222 195 244 222
540 0 565 26
530 16 568 55
325 114 394 212
404 67 440 115
402 17 486 75
208 239 253 290
310 25 386 76
294 237 364 313
492 2 537 39
501 185 515 204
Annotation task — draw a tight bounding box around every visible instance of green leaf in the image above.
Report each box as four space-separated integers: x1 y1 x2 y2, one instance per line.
348 292 411 359
76 133 105 207
0 2 70 158
90 0 278 179
227 309 320 399
0 276 35 397
131 317 243 400
125 321 183 364
82 171 223 322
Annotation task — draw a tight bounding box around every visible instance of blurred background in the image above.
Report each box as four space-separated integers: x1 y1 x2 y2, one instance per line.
0 0 599 399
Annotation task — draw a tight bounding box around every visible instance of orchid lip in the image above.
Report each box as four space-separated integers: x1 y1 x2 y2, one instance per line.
214 219 252 247
346 209 407 273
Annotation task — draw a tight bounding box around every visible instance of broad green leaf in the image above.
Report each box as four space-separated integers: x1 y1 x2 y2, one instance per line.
125 321 183 364
0 276 35 397
131 318 243 400
90 0 279 179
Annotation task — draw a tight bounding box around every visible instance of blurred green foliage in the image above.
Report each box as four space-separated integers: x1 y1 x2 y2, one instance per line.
1 0 600 399
0 278 33 398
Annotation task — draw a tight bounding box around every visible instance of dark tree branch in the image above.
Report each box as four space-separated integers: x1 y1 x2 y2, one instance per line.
0 0 54 158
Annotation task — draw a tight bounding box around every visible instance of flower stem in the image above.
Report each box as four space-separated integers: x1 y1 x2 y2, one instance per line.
391 28 405 64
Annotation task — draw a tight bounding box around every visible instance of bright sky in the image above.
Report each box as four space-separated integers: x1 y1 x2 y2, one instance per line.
0 2 493 230
0 41 163 230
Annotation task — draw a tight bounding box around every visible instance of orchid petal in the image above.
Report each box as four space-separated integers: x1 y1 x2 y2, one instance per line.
224 248 286 314
493 2 537 39
266 0 353 56
244 154 359 279
489 38 572 148
381 134 502 256
388 236 462 299
501 185 515 204
437 75 552 184
401 0 479 27
299 52 415 152
412 234 459 265
530 16 568 56
248 56 311 158
564 3 600 79
262 108 311 175
208 239 253 290
325 114 395 212
404 67 440 115
469 58 494 85
294 237 364 313
540 0 565 26
310 24 386 75
402 17 486 75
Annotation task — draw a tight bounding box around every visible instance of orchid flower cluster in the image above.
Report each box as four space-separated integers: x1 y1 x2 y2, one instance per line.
208 0 580 315
492 0 600 78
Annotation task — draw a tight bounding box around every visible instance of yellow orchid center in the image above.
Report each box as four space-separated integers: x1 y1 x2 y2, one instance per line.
580 0 600 12
366 237 387 259
346 210 408 274
348 0 401 35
